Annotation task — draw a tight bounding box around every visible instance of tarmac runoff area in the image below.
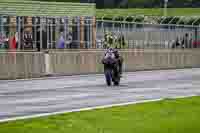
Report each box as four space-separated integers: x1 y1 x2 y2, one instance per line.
0 68 200 122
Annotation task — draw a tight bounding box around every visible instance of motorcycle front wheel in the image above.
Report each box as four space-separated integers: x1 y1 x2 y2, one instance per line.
105 69 112 86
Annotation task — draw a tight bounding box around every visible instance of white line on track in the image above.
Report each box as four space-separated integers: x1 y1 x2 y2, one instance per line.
0 95 196 123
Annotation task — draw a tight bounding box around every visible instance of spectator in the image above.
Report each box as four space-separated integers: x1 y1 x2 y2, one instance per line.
172 37 182 48
189 33 193 48
0 33 3 48
23 31 33 49
57 32 65 49
36 28 40 51
66 33 72 49
15 32 19 49
9 33 17 50
182 33 189 48
0 33 8 49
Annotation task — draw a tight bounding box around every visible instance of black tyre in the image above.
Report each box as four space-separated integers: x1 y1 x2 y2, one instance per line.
114 81 119 86
105 70 112 86
112 66 120 86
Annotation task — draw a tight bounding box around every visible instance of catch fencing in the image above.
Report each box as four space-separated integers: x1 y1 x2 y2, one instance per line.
96 16 200 49
0 16 96 50
1 15 200 50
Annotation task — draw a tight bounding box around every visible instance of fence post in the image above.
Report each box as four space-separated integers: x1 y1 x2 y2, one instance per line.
63 17 67 49
40 17 43 50
92 16 96 48
17 17 21 49
77 17 81 49
101 16 105 44
80 16 84 49
167 25 170 49
87 17 90 48
47 17 49 49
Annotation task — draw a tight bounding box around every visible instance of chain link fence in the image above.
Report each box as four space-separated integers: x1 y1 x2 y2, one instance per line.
0 16 96 50
1 15 200 50
96 17 200 49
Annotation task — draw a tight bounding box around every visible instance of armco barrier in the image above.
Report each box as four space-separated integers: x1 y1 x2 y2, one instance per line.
0 49 200 80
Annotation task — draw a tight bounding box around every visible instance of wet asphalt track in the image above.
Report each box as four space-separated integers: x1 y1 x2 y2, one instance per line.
0 68 200 121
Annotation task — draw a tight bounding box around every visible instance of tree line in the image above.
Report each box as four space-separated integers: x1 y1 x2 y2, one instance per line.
33 0 200 8
127 0 200 8
99 0 200 8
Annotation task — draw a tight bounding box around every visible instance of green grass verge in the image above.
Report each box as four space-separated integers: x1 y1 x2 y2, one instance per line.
96 8 200 18
1 96 200 133
5 0 80 2
33 0 80 2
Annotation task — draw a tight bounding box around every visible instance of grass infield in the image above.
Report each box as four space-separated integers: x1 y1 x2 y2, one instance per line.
0 96 200 133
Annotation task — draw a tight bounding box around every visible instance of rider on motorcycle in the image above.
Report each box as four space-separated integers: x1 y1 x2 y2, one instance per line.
102 48 123 77
102 48 116 70
112 49 123 76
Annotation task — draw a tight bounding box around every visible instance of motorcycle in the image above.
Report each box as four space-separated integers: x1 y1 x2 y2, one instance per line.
102 56 121 86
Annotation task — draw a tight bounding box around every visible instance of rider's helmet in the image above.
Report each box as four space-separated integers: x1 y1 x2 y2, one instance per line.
104 47 115 59
105 47 113 54
108 47 114 52
113 48 120 58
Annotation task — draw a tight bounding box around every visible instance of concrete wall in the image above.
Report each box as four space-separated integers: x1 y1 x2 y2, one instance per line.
0 49 200 79
0 52 45 79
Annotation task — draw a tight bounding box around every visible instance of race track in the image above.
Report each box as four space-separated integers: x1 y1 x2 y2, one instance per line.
0 68 200 122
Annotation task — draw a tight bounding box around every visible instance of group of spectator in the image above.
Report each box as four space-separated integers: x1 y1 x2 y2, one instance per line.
1 31 200 50
103 32 128 49
0 31 74 51
0 31 33 50
172 33 200 49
